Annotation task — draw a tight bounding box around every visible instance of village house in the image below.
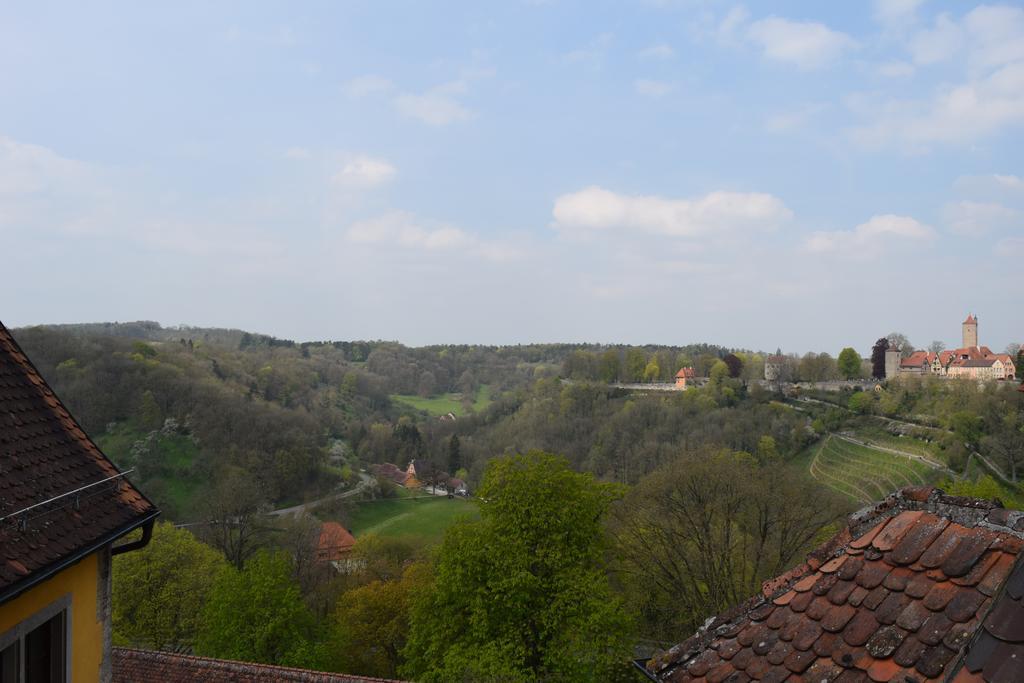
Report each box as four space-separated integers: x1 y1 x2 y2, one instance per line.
675 367 696 389
0 321 159 682
894 314 1017 381
316 522 357 563
1 320 408 683
764 353 786 382
642 486 1024 683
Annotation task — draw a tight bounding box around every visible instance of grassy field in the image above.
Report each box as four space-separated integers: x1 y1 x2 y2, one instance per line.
345 495 479 544
809 435 942 504
850 424 947 462
392 384 492 417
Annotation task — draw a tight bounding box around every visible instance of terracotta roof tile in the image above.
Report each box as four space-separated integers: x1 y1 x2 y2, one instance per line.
646 487 1024 683
0 322 157 601
112 648 404 683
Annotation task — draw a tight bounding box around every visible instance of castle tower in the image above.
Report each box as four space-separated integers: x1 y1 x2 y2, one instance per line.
962 314 978 349
885 346 901 379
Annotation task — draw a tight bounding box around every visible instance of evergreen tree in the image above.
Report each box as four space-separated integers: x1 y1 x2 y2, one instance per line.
447 434 461 475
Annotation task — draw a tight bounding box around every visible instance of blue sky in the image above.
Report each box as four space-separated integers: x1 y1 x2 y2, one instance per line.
1 1 1022 355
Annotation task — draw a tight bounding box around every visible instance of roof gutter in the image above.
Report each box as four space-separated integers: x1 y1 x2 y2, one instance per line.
0 509 160 605
111 516 156 556
632 658 660 682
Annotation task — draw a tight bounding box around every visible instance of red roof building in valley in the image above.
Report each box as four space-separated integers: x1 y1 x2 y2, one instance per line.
112 648 405 682
676 367 697 389
643 486 1024 683
317 521 356 563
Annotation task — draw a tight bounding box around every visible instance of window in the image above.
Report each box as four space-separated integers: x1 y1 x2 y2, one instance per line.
0 598 68 683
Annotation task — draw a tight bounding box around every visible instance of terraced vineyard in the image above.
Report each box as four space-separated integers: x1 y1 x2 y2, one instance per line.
809 436 942 504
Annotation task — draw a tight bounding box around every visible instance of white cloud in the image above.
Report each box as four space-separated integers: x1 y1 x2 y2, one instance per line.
878 61 915 78
993 174 1024 190
0 136 98 196
944 200 1020 235
995 237 1024 258
638 43 675 60
873 0 925 28
551 186 792 238
746 17 857 69
964 4 1024 70
344 74 394 98
634 79 674 97
394 82 473 126
850 61 1024 147
716 6 751 44
332 155 396 188
909 13 963 65
804 214 934 255
348 211 468 249
346 210 520 262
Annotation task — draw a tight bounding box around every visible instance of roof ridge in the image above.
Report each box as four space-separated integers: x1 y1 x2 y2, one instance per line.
848 486 1024 541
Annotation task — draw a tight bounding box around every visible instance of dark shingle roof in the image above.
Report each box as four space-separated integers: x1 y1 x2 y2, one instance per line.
645 486 1024 683
0 321 157 601
112 648 406 682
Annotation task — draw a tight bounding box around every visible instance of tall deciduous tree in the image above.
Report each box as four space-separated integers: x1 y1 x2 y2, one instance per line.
723 353 743 379
611 448 845 640
112 522 228 652
196 550 316 666
402 452 634 682
886 332 914 358
837 347 862 380
328 562 432 679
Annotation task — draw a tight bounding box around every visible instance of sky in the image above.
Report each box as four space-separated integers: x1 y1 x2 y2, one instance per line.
1 1 1022 355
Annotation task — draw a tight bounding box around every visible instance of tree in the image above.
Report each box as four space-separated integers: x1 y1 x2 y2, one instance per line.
328 562 432 679
625 349 647 382
886 332 914 358
849 391 875 414
871 337 889 379
611 448 845 640
950 411 984 450
417 370 436 398
643 358 660 383
402 452 634 682
598 350 620 383
930 341 947 353
196 550 316 666
199 467 269 569
723 353 743 379
447 434 461 474
112 522 228 652
837 347 862 380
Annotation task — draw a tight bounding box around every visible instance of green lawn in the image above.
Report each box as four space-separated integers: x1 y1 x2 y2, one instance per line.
809 435 943 504
345 495 479 544
391 384 492 417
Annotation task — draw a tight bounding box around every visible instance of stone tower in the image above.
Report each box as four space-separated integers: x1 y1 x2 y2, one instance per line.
885 346 901 379
962 314 978 349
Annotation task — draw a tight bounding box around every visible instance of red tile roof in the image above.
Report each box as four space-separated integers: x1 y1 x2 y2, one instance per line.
676 367 696 379
0 321 157 602
112 648 405 682
646 487 1024 683
964 314 977 324
317 521 356 562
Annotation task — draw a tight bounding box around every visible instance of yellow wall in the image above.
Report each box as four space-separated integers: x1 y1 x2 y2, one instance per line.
0 552 104 682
